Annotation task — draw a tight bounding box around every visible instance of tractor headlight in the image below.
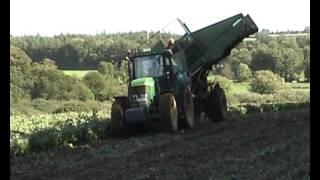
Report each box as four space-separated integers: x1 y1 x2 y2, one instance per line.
131 93 149 107
136 94 148 102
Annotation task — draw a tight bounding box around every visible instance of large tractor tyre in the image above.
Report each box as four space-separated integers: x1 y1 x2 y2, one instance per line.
180 86 195 129
111 101 125 136
159 93 178 133
205 85 227 122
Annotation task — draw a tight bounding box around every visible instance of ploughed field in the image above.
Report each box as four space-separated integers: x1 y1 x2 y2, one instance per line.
11 108 309 179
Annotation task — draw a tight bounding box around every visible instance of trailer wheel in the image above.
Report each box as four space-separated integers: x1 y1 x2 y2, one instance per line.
205 84 227 122
180 86 195 129
159 93 178 132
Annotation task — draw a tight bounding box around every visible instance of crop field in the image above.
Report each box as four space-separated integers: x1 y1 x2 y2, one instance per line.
10 79 310 179
62 70 98 78
10 81 310 157
10 111 110 156
11 107 310 179
10 101 309 156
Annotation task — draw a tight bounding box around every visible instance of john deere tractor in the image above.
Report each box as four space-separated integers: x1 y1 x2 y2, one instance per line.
111 13 258 133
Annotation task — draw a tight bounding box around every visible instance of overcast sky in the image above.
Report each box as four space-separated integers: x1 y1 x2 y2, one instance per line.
10 0 310 36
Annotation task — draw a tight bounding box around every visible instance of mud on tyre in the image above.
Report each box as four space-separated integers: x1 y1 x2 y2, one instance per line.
111 97 129 136
159 93 178 132
179 86 195 129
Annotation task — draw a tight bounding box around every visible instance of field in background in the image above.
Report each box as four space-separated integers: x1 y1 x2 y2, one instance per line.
62 71 310 93
231 82 310 95
288 82 310 90
62 70 97 78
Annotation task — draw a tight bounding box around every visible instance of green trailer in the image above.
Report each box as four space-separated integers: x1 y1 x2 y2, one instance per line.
111 13 258 133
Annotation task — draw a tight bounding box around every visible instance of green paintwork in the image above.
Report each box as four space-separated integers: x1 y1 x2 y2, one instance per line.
131 77 156 102
131 77 155 87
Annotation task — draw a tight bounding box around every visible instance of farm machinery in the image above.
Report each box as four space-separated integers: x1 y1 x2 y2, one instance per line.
111 13 258 133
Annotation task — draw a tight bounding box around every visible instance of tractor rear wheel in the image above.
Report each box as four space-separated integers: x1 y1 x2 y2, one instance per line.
180 86 195 129
159 93 178 132
205 84 227 122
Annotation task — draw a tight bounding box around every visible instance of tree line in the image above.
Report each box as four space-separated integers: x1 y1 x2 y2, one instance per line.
216 32 309 82
10 45 127 103
10 30 310 104
10 32 180 70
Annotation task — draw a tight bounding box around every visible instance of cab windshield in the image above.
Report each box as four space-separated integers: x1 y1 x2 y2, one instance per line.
133 55 163 78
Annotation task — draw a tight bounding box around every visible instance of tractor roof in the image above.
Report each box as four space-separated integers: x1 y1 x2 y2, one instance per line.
132 48 172 57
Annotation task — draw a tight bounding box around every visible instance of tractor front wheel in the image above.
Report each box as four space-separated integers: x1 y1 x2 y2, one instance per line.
111 99 128 136
159 93 178 133
180 86 195 129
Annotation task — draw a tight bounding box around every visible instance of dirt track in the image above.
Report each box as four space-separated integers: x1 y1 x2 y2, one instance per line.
11 108 310 180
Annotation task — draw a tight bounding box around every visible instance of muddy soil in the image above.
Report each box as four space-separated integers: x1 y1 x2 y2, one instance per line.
11 108 310 180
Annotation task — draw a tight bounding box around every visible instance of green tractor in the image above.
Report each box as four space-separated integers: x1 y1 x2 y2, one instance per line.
111 13 258 133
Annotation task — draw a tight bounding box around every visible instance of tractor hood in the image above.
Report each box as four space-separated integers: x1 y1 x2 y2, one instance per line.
131 77 155 87
130 77 156 106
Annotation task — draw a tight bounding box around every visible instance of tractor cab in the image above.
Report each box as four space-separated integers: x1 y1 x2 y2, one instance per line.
121 48 192 128
127 49 191 109
132 49 173 80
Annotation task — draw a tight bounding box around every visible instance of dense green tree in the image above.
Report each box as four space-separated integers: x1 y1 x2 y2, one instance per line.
250 47 277 72
10 45 32 66
267 39 279 49
97 61 115 76
237 63 252 82
40 58 57 69
10 45 94 101
230 48 252 67
10 46 34 100
296 35 310 49
10 83 30 102
10 32 181 70
277 36 299 50
304 56 310 81
275 48 304 81
303 45 310 62
83 72 108 101
250 70 284 94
